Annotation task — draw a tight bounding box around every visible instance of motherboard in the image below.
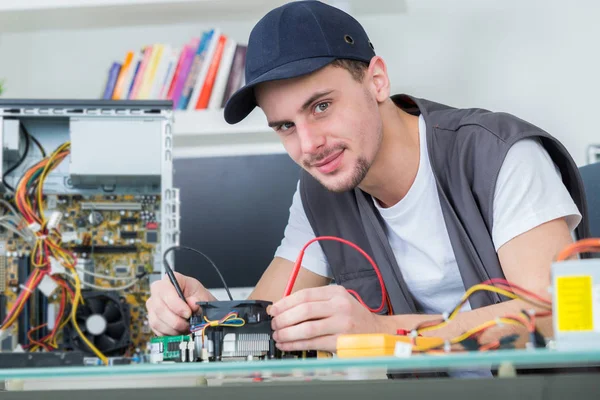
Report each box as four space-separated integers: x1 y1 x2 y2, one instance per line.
0 99 177 366
1 194 160 356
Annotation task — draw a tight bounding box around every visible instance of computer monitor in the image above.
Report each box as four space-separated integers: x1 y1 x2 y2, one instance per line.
173 152 301 298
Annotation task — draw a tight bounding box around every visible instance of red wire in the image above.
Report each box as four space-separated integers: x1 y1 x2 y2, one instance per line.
283 236 388 314
1 268 46 327
480 278 551 305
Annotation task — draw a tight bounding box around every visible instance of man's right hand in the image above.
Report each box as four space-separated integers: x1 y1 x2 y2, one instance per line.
146 271 216 336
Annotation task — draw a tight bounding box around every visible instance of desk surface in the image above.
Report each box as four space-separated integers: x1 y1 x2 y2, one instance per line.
2 372 600 400
0 347 599 383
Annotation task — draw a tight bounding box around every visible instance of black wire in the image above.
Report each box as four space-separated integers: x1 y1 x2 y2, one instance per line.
27 130 46 157
163 245 232 301
2 126 30 192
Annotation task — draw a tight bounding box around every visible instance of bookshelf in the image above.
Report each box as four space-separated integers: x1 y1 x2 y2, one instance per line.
174 108 268 136
172 108 285 158
0 0 407 32
0 0 407 157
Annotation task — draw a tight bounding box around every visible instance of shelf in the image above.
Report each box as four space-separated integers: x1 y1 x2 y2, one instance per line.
0 0 406 33
173 108 270 136
172 108 285 158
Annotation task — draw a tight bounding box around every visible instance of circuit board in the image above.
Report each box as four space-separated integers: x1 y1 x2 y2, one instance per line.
1 193 160 356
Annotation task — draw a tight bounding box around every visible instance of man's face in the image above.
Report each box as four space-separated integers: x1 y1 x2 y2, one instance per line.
255 64 383 193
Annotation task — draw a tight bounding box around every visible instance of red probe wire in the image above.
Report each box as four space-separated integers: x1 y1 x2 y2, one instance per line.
283 236 388 314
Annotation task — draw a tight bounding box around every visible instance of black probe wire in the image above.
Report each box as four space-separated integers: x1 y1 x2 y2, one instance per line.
163 245 233 301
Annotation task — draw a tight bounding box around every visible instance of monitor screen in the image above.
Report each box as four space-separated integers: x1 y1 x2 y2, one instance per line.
173 153 301 291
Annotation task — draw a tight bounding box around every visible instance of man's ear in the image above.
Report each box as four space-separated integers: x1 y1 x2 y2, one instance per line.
367 56 390 103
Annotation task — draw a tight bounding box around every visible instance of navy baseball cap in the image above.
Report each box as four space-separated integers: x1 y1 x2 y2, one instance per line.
223 1 376 124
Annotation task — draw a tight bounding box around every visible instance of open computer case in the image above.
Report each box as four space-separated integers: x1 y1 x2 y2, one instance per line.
0 99 179 366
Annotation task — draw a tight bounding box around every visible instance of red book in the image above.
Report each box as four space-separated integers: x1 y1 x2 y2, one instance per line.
194 34 227 110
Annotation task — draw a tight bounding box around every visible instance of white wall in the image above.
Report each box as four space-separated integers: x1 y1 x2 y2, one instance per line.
0 0 598 165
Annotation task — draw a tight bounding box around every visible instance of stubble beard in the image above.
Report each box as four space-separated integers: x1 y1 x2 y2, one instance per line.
317 156 370 193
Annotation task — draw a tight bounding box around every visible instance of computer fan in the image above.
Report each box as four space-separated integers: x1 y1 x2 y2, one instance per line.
63 291 131 357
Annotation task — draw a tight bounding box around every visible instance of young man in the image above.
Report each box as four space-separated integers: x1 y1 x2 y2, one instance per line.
146 1 588 357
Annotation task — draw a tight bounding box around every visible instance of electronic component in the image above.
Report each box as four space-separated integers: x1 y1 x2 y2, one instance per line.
148 300 319 364
336 333 445 358
82 202 142 211
63 291 132 357
150 335 194 363
0 99 178 364
114 265 129 275
88 211 104 226
70 245 138 254
69 118 161 186
16 256 30 347
0 254 6 292
77 258 95 288
145 231 158 243
551 258 600 351
193 300 276 362
120 231 138 240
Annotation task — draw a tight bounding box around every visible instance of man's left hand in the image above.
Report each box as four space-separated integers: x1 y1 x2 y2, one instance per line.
269 285 384 353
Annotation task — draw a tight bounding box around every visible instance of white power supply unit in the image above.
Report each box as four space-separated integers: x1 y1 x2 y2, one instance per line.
551 258 600 350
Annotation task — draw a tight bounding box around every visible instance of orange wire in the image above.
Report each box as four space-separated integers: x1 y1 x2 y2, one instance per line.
556 238 600 261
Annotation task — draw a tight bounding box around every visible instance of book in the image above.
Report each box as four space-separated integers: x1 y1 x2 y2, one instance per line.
103 29 247 110
111 51 135 100
208 37 237 110
193 33 228 110
125 55 143 100
221 45 247 108
137 44 165 99
168 38 200 108
102 62 122 100
178 30 214 110
157 47 181 100
129 45 153 99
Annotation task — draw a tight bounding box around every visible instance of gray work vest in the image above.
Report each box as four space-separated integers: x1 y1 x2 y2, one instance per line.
299 94 590 316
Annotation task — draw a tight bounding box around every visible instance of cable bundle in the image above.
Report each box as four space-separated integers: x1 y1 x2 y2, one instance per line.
0 142 109 365
190 311 246 344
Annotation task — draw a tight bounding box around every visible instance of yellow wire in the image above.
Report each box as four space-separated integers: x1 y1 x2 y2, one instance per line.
413 318 525 352
418 285 519 334
37 142 70 224
8 141 106 362
2 269 41 329
200 314 246 345
449 318 523 344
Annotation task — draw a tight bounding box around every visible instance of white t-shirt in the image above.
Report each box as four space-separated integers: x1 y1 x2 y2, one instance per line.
274 115 582 315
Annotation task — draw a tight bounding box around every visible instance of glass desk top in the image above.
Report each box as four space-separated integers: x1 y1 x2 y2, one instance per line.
0 347 599 381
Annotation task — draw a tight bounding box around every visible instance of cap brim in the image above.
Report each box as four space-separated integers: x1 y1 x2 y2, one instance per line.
223 56 337 125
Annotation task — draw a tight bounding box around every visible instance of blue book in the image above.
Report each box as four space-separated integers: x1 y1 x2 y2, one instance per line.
102 62 122 100
126 57 142 100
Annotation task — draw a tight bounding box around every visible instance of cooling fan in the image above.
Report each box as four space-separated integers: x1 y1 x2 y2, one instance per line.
63 291 132 356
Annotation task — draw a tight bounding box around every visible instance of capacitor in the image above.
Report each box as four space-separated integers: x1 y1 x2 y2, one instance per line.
88 211 104 226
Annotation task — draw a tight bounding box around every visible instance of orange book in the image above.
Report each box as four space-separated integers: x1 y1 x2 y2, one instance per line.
194 34 227 110
112 51 135 100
